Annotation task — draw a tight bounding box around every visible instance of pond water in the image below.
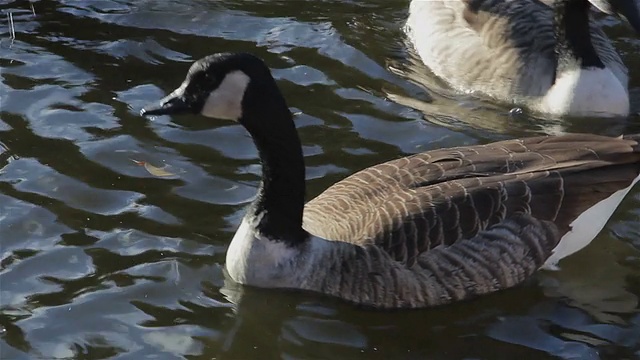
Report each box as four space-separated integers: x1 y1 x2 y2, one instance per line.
2 1 640 359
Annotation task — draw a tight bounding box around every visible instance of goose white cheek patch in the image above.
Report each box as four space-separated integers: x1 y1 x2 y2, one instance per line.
201 70 251 121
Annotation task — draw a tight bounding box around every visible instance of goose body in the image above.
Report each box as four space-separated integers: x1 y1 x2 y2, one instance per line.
141 53 640 309
405 0 640 117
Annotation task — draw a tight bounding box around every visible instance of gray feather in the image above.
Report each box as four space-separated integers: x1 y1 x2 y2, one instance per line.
300 214 559 308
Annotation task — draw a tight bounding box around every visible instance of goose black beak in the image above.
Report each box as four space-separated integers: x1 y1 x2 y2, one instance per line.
140 93 191 117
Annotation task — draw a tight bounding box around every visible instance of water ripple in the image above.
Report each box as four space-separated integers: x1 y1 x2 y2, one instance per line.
1 0 640 359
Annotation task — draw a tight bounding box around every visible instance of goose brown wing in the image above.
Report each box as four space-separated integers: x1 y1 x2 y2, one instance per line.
303 134 640 266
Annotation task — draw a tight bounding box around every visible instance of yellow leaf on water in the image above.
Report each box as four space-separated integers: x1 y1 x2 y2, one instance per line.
130 158 177 177
143 162 176 177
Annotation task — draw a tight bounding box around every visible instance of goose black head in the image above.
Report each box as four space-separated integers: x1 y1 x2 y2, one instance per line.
590 0 640 33
141 53 281 123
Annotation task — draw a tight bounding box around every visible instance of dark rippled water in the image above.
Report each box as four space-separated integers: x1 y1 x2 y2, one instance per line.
2 1 640 359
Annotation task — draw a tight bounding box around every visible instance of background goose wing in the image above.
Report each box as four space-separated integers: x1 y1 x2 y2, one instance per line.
589 21 628 87
407 0 557 97
303 134 640 267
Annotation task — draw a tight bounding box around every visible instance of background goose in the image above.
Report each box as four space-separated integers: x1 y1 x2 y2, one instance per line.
141 53 640 309
405 0 640 117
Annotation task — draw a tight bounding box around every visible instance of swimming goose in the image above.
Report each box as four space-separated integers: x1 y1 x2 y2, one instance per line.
405 0 640 117
141 53 640 309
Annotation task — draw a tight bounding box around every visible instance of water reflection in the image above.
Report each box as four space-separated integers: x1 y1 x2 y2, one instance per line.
1 0 639 359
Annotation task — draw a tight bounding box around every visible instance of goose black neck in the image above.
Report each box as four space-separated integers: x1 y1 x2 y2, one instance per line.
554 0 604 75
241 83 308 246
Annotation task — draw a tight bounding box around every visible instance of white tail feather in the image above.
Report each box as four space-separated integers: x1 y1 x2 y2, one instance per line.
537 68 629 117
542 172 640 270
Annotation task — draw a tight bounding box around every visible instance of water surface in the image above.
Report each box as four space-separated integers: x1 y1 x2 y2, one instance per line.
2 1 640 359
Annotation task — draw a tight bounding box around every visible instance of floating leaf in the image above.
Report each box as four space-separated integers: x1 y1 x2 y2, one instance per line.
143 162 176 177
130 159 177 178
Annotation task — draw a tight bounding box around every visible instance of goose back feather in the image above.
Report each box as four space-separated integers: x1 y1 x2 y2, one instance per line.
300 134 640 307
304 131 640 248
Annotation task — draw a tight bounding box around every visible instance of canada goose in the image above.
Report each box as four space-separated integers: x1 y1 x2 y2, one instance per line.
405 0 640 117
141 53 640 309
